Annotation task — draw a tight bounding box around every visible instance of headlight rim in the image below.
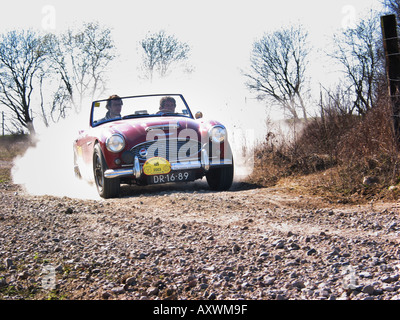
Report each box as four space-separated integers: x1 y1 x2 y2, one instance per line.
106 133 126 153
208 125 227 144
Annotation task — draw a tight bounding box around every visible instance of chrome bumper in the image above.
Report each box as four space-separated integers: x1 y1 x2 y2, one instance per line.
104 158 233 179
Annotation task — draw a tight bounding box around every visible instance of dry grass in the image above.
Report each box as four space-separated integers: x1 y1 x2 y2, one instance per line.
0 134 31 183
0 134 30 160
246 95 400 204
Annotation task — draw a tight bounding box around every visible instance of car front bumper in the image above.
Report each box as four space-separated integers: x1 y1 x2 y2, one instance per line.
104 156 233 179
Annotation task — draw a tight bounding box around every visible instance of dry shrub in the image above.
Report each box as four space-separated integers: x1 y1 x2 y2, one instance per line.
248 130 289 187
248 110 358 187
247 94 400 200
0 134 30 161
0 134 30 184
335 97 399 191
291 110 358 174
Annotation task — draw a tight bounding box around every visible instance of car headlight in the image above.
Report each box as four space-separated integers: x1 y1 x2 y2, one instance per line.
209 125 226 144
106 134 126 153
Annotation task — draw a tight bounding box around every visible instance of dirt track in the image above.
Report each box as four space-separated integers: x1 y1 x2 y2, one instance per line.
1 174 400 300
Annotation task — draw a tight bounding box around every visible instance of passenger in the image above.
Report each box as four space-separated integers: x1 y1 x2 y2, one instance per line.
157 96 176 114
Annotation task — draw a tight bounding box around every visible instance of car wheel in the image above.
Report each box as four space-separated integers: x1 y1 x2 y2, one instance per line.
206 161 234 191
93 144 120 198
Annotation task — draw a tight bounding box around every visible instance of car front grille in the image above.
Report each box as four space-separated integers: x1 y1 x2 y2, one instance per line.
127 139 202 163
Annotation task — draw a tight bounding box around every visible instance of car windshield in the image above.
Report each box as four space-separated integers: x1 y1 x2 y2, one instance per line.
91 94 193 127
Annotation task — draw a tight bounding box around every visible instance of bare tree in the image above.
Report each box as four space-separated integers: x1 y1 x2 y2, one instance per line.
46 22 116 113
384 0 400 19
330 13 383 115
139 30 191 81
319 83 357 116
244 25 311 120
0 30 47 134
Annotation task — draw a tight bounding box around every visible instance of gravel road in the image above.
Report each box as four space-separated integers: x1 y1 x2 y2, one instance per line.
1 175 400 300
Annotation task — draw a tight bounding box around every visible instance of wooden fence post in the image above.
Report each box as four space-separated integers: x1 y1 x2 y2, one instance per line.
381 14 400 147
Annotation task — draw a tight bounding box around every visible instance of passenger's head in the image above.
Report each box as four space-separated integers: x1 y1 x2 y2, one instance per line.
159 96 176 113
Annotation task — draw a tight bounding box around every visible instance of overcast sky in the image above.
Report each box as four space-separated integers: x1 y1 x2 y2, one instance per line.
1 1 385 75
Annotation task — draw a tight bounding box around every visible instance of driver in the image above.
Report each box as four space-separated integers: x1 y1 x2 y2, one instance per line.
104 94 123 120
157 96 176 114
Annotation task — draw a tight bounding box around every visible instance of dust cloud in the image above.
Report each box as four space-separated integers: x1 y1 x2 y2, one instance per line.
11 114 101 200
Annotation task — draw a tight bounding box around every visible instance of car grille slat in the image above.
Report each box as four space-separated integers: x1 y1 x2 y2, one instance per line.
130 139 201 163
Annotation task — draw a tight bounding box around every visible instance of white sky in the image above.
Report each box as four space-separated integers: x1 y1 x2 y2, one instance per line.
0 0 387 136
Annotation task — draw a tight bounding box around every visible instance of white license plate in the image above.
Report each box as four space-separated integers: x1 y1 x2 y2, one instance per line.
148 171 194 184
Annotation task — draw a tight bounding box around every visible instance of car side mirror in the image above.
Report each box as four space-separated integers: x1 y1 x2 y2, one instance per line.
195 111 203 119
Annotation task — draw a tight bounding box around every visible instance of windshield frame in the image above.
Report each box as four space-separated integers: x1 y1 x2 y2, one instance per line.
90 93 194 128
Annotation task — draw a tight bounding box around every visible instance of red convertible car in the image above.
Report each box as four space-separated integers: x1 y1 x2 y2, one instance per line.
73 94 234 198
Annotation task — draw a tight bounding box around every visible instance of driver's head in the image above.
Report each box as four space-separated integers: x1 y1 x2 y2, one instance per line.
106 95 123 117
159 96 176 113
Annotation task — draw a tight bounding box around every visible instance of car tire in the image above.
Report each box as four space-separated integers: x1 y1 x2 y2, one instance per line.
206 161 234 191
93 144 120 198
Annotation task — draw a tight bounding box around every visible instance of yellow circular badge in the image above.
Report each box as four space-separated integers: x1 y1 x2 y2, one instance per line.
143 157 171 175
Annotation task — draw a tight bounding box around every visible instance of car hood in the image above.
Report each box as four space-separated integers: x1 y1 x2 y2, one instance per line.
96 116 218 148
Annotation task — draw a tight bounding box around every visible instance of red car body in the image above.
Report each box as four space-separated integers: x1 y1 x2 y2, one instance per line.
73 94 234 198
